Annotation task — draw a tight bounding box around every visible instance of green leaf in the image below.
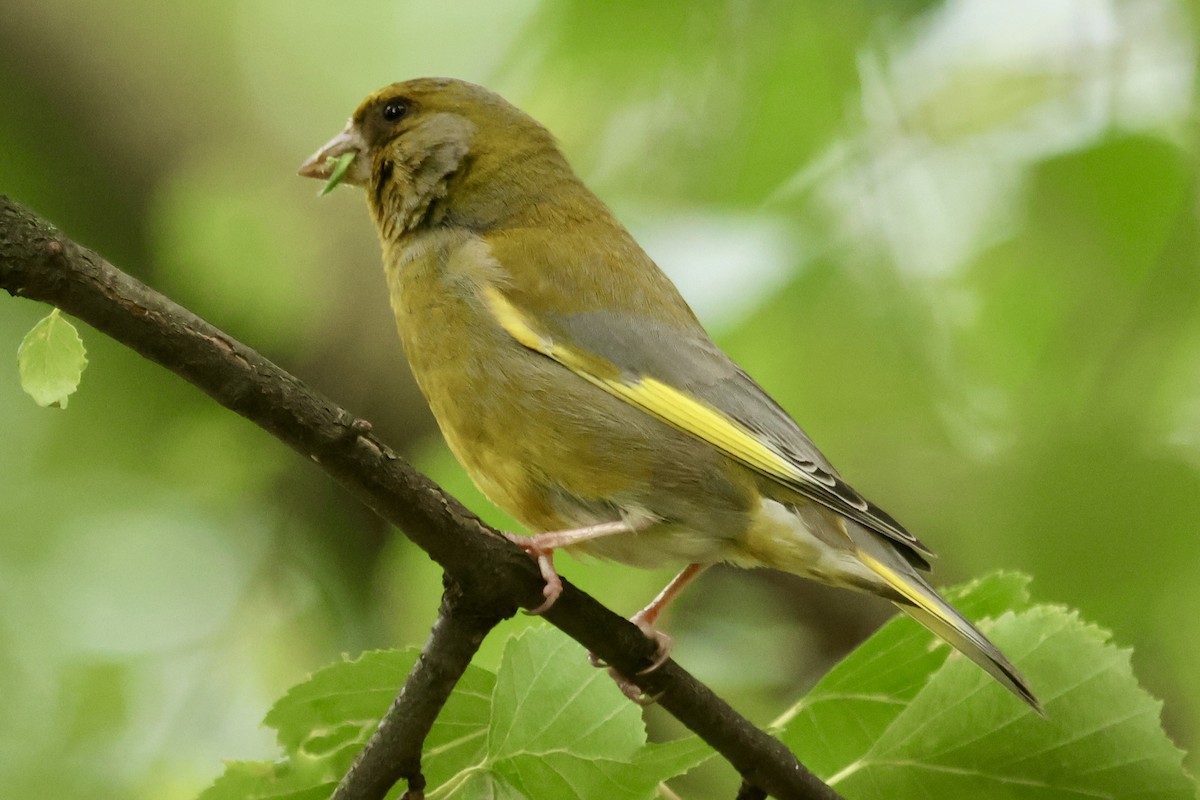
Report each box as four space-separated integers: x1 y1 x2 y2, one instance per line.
17 308 88 408
266 650 421 752
200 649 494 800
198 630 710 800
198 761 335 800
318 152 356 196
450 770 526 800
779 573 1194 798
488 627 644 762
424 659 495 789
773 572 1032 776
452 626 713 800
438 736 712 800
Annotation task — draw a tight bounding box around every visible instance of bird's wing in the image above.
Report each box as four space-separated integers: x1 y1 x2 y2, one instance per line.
482 287 932 560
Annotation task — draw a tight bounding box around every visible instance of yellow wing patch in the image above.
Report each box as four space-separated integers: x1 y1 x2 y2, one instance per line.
482 287 809 485
483 287 549 352
599 375 810 483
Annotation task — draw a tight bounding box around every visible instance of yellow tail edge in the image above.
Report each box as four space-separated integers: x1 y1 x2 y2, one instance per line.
858 550 1044 716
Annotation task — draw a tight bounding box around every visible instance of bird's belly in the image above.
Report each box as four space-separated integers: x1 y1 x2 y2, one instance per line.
568 520 741 568
410 336 761 565
386 237 758 562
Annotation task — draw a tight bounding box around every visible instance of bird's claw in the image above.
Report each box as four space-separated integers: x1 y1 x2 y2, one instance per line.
630 614 673 675
504 532 563 615
612 670 665 706
588 613 673 703
526 566 562 615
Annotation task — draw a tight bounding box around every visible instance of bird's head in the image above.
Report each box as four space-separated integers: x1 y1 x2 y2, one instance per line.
299 77 567 236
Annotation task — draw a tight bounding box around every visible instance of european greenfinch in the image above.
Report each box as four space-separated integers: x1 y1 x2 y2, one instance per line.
299 77 1040 712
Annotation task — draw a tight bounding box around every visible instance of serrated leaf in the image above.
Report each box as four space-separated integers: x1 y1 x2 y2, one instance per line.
775 572 1032 776
438 626 713 800
198 632 709 800
265 649 422 752
634 736 720 776
196 760 335 800
487 737 713 800
498 753 668 800
424 660 495 789
203 649 494 799
450 770 527 800
17 309 88 408
779 574 1194 798
488 626 644 762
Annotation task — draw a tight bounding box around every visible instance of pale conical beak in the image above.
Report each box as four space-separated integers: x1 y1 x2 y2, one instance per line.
298 122 368 184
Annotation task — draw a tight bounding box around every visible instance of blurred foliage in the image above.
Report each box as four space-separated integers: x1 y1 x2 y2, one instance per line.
2 0 1199 797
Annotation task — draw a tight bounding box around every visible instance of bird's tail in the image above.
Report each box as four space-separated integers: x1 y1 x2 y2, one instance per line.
855 548 1044 714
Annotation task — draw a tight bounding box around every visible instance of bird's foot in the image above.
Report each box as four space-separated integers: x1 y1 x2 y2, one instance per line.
503 532 562 615
630 612 674 675
588 613 673 704
610 669 666 706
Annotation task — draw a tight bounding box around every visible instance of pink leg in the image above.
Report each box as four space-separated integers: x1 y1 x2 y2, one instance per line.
505 519 644 615
630 563 707 674
632 562 708 632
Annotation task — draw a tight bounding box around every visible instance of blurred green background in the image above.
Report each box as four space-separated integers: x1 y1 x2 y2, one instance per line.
2 0 1198 796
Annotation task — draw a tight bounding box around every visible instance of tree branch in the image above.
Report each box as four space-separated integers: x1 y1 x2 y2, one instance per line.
0 196 842 800
333 575 506 800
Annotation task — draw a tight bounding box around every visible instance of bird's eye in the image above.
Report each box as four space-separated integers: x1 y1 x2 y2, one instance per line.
382 98 410 122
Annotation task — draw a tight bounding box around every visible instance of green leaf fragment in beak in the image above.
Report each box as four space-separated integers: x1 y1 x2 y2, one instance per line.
319 152 357 196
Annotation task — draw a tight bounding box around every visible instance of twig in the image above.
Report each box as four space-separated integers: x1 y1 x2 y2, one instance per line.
736 780 769 800
333 575 506 800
